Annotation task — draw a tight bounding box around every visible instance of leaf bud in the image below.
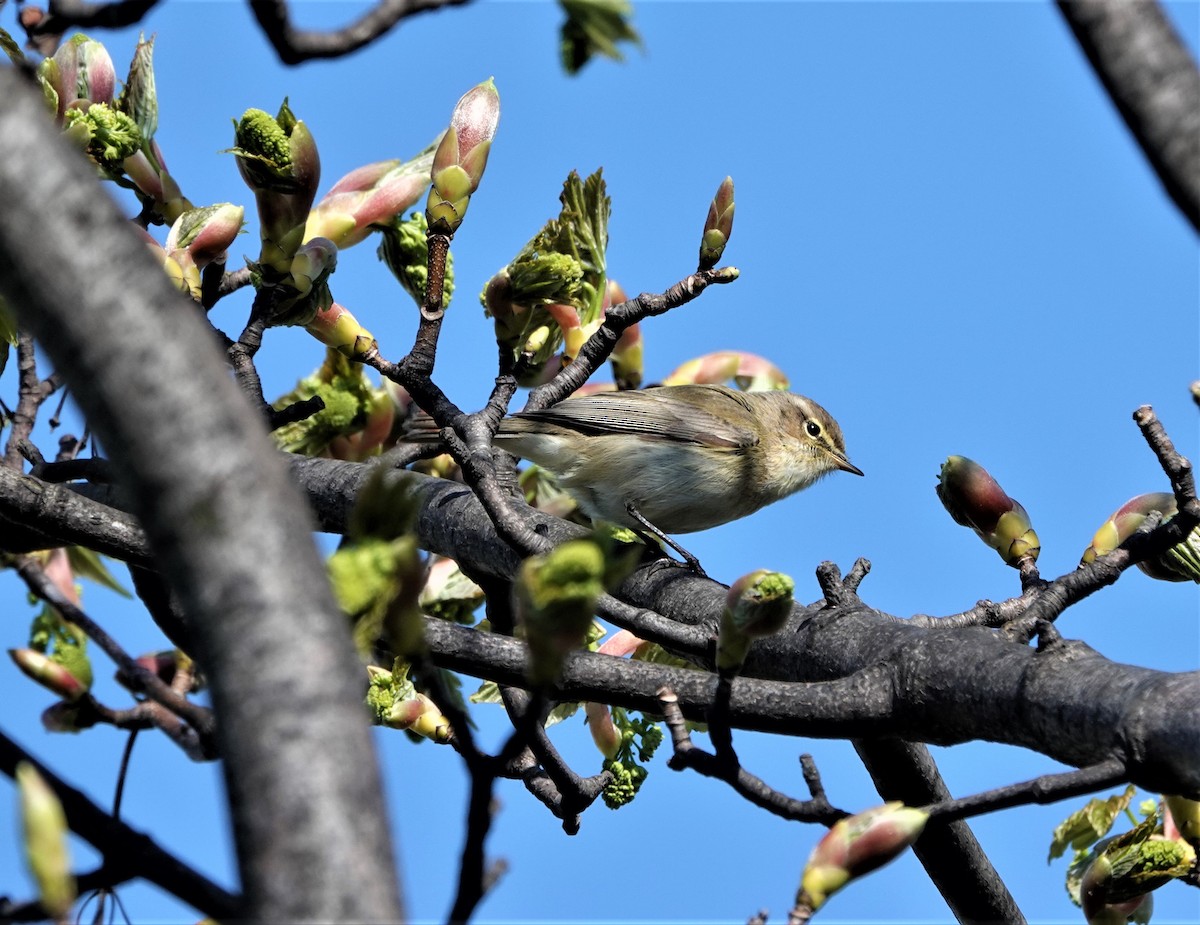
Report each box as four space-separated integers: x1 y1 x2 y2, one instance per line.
717 570 795 671
585 701 623 759
426 79 500 236
9 648 89 701
800 802 929 911
419 556 485 625
698 175 735 271
936 455 1039 566
517 540 605 686
304 301 377 361
664 350 790 390
17 762 76 918
1081 493 1200 583
306 147 434 250
39 33 115 119
164 204 245 300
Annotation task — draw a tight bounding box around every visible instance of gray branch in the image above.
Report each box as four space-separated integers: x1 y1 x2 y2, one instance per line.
0 69 402 921
1058 0 1200 232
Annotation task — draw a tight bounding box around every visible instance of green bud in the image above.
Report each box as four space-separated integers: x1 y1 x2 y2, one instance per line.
63 104 142 173
800 802 929 911
698 175 735 271
717 570 795 671
937 455 1039 567
230 100 321 257
517 540 606 685
1081 833 1196 918
426 79 500 236
17 762 76 918
1081 493 1200 583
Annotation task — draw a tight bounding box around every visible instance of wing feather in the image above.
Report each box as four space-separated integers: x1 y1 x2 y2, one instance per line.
504 385 759 449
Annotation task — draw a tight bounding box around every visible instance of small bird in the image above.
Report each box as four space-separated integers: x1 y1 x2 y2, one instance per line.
413 384 862 571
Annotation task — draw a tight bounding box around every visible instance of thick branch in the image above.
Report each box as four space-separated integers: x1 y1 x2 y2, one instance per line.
1057 0 1200 232
855 740 1025 924
0 69 402 921
9 455 1199 798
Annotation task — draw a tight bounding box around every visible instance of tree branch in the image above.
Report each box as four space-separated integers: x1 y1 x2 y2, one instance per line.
1057 0 1200 232
249 0 472 65
0 67 402 921
0 729 238 920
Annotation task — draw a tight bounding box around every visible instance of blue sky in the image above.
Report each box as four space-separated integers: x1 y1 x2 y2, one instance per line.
2 1 1198 922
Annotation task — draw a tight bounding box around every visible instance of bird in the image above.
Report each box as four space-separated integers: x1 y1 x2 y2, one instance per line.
409 384 862 572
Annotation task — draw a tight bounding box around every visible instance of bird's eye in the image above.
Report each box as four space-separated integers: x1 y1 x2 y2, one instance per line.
805 420 822 438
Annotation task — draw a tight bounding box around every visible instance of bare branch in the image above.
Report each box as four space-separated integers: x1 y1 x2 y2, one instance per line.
31 0 160 34
0 729 239 920
14 555 218 752
925 758 1130 823
660 688 846 824
250 0 472 65
1057 0 1200 232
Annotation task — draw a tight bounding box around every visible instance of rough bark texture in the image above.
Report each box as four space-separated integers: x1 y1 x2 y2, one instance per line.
1058 0 1200 231
0 68 403 922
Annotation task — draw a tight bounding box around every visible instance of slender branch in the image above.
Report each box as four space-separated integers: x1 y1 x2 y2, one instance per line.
14 555 218 755
4 333 59 470
660 688 846 825
216 267 253 301
249 0 472 65
30 0 160 33
0 729 240 920
924 758 1130 824
1057 0 1200 232
524 267 740 412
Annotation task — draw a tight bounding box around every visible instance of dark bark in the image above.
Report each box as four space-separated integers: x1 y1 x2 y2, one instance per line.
1058 0 1200 232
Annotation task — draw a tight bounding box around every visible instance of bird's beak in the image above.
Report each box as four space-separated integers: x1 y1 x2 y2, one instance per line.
836 456 864 477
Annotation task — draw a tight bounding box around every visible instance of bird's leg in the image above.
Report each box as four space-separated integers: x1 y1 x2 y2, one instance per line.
624 502 708 579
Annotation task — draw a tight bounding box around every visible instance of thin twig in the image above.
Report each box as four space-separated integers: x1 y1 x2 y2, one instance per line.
14 556 217 754
923 758 1130 823
659 687 846 824
0 729 240 920
249 0 471 65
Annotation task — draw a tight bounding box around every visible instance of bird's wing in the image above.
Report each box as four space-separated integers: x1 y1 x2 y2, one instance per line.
507 386 759 449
